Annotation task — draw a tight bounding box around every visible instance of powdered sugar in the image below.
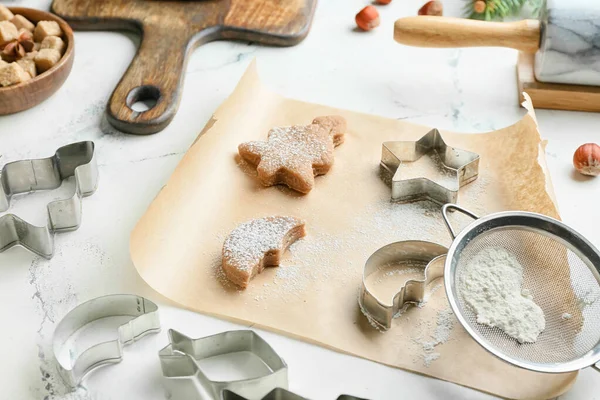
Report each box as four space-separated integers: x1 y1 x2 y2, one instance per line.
238 118 347 193
219 198 448 303
222 216 304 273
414 308 456 367
423 353 440 366
422 281 444 304
377 264 423 283
216 172 494 310
239 124 334 190
245 125 331 168
459 247 546 344
577 287 600 309
398 151 459 191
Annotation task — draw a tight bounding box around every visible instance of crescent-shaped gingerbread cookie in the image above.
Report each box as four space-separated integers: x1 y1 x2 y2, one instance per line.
222 216 306 288
238 115 346 194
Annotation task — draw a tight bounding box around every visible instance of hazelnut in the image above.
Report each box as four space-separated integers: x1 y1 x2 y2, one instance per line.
356 6 380 31
418 1 443 16
376 0 392 4
474 1 486 13
573 143 600 177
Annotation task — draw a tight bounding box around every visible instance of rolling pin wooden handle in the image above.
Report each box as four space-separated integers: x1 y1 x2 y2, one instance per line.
394 16 541 54
106 23 191 135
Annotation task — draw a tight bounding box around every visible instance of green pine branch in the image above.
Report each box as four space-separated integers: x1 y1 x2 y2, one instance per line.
463 0 544 21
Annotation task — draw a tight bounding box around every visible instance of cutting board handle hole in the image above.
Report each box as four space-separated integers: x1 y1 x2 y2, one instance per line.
127 85 161 113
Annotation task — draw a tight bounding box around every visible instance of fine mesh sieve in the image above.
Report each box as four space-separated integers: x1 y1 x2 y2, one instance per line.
442 204 600 373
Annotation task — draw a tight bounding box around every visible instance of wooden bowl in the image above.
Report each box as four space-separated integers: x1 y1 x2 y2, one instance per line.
0 8 74 115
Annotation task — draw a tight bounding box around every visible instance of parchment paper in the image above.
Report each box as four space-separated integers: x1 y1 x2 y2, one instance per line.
130 61 578 399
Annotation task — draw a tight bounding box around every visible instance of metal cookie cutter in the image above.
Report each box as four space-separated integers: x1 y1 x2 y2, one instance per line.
53 294 160 388
380 129 479 205
359 241 447 331
337 396 368 400
222 389 369 400
222 388 305 400
160 329 288 400
0 141 98 259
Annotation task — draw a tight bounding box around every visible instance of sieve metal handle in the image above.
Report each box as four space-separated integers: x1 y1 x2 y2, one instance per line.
594 362 600 373
442 204 480 239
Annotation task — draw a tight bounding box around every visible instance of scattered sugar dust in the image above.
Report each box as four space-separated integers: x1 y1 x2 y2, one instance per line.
423 353 440 366
389 281 445 323
374 263 423 284
420 281 444 306
413 308 456 367
577 287 600 310
397 151 459 191
210 175 490 316
213 198 450 307
211 234 314 304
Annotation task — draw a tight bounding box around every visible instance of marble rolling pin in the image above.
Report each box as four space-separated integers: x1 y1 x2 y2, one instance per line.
394 0 600 87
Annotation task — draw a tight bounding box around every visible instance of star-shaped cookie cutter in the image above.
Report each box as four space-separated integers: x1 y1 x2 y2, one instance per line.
380 129 480 205
0 141 98 258
159 329 288 400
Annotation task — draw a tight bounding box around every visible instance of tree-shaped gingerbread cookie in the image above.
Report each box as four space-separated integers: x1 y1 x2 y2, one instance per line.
238 116 346 193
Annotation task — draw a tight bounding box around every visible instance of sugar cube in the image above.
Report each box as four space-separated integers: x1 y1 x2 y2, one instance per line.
34 48 61 73
24 50 37 60
11 15 34 32
0 5 14 21
17 57 36 78
0 62 30 86
0 20 18 46
40 36 65 54
34 20 61 42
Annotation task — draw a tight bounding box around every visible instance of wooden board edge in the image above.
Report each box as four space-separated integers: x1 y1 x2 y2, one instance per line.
517 52 600 112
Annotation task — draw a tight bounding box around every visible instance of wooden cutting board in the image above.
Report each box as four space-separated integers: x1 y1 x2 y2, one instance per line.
517 52 600 113
51 0 317 135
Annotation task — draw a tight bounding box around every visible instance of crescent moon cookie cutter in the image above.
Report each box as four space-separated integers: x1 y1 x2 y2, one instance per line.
0 141 98 259
159 329 288 400
359 241 448 331
53 294 161 388
380 128 480 205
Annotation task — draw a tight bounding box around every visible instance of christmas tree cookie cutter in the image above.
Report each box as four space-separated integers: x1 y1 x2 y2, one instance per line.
0 141 98 259
53 294 161 388
359 240 448 331
159 329 288 400
380 129 480 205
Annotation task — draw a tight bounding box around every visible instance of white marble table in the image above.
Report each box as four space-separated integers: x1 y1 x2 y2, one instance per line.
1 0 599 398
